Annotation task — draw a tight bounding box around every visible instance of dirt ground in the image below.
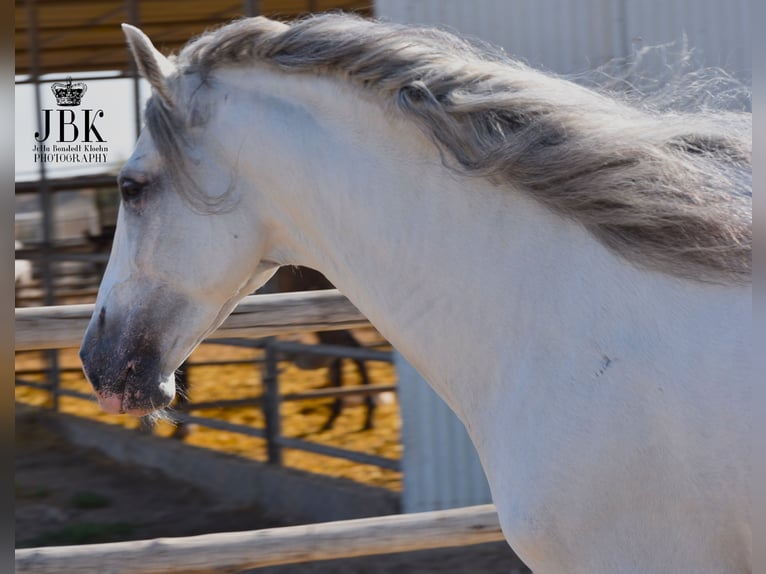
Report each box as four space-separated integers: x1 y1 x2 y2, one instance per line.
16 408 530 573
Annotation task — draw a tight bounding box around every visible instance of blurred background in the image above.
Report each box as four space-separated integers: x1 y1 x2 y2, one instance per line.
15 1 750 572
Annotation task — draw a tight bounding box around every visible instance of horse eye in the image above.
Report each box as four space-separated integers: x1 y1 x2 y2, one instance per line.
119 177 145 202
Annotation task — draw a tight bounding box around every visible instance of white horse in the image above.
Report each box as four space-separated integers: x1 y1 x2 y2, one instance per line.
79 15 752 573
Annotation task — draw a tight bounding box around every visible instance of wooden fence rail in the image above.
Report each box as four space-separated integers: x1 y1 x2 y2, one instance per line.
15 504 503 574
15 289 369 351
15 290 399 469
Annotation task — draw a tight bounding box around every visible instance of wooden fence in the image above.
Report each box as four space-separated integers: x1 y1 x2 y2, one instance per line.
15 504 504 573
15 289 370 351
15 290 400 470
14 293 511 573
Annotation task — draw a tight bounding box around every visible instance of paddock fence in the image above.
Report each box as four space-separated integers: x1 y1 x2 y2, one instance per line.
15 289 401 471
15 504 504 573
15 289 369 351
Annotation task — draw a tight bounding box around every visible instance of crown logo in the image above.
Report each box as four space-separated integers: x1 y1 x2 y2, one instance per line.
51 77 87 106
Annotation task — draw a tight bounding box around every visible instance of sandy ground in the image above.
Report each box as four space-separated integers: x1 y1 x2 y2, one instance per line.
16 408 531 573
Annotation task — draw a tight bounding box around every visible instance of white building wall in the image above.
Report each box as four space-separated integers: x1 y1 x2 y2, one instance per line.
396 352 491 512
622 0 750 74
376 0 750 76
382 0 750 513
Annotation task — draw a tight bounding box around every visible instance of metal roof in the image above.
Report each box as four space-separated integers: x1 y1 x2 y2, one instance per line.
16 0 372 77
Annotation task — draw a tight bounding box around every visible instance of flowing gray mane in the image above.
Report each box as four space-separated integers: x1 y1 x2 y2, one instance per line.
146 13 751 284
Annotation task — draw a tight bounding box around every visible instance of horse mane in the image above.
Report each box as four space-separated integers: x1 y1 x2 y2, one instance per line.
148 13 751 284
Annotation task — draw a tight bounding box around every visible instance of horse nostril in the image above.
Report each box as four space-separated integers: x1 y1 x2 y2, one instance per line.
98 307 106 328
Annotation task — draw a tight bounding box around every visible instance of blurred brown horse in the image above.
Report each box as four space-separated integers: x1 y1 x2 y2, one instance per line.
169 266 376 436
273 266 376 431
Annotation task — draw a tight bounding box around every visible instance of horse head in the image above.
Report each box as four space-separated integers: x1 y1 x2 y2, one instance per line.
79 25 280 415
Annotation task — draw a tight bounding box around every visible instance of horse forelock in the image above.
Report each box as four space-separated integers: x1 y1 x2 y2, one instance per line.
151 13 751 284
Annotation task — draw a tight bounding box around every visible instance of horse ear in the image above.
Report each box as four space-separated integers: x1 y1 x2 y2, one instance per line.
122 23 175 107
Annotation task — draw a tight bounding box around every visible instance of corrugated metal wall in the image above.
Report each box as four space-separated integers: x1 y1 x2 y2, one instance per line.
395 353 491 512
376 0 750 75
622 0 750 74
382 0 750 513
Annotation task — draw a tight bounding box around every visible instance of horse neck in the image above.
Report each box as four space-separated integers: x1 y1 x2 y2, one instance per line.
223 69 740 422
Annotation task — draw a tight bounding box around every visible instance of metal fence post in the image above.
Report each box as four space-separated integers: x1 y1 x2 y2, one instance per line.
262 338 282 465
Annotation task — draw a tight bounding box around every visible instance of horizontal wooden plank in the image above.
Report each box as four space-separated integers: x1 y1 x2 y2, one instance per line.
15 504 503 573
15 289 371 351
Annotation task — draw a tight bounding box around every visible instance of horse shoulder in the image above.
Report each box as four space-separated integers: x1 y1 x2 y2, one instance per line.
473 279 750 573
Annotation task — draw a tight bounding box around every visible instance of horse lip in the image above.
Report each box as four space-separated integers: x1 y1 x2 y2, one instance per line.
97 393 162 417
90 369 176 416
122 404 159 417
95 387 173 416
97 393 125 414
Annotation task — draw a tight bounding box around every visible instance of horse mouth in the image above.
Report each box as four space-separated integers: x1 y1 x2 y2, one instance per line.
93 374 176 416
80 334 177 417
78 282 192 417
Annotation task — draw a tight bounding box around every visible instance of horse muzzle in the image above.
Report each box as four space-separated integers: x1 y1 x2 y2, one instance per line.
83 354 175 416
78 285 189 416
80 333 176 416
